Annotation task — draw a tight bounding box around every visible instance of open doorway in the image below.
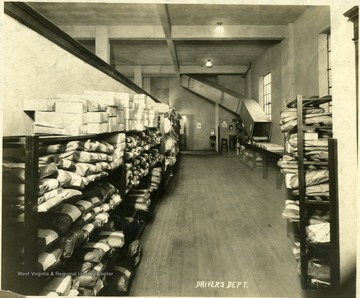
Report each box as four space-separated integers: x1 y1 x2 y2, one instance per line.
179 115 187 151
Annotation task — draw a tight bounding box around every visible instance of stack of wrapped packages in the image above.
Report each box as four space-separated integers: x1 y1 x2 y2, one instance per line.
24 91 132 135
149 167 162 191
124 130 163 193
24 91 159 136
129 94 159 130
102 225 143 294
38 183 124 296
36 181 124 296
239 145 263 167
161 109 181 171
2 157 60 286
304 209 331 286
102 132 127 172
3 137 131 295
279 106 332 133
126 188 152 213
278 101 332 201
39 276 80 296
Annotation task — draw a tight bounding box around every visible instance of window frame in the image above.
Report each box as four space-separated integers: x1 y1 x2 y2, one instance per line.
263 72 272 120
326 32 332 112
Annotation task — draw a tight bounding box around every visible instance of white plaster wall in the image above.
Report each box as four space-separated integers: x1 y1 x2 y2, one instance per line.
293 6 330 96
3 15 134 136
330 2 357 285
249 42 283 145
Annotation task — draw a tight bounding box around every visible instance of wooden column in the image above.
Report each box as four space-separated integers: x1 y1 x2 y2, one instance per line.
95 25 110 63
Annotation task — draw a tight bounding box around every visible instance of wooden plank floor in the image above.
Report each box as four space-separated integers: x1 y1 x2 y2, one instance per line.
129 154 344 297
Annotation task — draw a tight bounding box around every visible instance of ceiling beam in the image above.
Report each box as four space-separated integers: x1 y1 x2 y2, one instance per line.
115 65 178 77
113 65 249 76
156 4 180 78
59 25 95 39
172 25 287 40
109 26 165 39
59 24 287 40
180 65 249 74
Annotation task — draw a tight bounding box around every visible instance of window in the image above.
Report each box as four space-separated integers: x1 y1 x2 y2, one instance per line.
263 72 272 120
327 33 332 95
327 33 332 112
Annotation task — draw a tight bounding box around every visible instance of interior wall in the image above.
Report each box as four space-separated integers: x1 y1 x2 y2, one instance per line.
219 107 239 140
330 3 357 285
249 6 330 146
217 75 245 140
293 6 331 96
217 75 246 95
149 76 241 151
150 78 170 104
249 42 283 145
169 78 215 150
3 15 134 137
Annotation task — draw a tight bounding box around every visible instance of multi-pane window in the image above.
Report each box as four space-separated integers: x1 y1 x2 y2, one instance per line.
263 72 272 120
327 33 332 95
327 33 332 112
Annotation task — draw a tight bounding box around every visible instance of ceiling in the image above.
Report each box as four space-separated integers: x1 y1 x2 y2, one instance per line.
28 2 309 77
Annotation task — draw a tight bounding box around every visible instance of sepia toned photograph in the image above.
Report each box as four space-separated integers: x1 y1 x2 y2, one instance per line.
0 0 358 297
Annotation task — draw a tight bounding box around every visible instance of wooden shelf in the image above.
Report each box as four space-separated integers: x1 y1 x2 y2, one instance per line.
305 196 330 205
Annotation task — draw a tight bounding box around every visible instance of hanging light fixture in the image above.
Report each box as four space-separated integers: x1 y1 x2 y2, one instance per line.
215 22 224 34
205 59 213 68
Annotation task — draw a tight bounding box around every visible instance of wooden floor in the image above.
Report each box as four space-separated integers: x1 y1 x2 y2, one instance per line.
129 153 354 298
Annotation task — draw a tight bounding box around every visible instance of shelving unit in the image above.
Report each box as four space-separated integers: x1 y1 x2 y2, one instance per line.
279 95 339 290
238 142 263 170
2 109 181 296
2 133 126 295
295 95 339 289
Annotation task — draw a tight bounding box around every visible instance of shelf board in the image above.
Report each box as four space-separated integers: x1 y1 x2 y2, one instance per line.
303 161 328 166
306 241 330 247
301 125 333 130
305 196 330 205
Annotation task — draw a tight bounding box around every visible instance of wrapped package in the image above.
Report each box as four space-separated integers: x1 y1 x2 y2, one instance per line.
74 262 105 288
76 242 112 263
42 203 82 234
39 276 72 296
95 231 125 249
60 226 87 258
38 229 59 253
107 266 133 293
38 247 63 271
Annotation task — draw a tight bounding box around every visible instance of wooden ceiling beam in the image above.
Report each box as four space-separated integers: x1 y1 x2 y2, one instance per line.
156 4 180 78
